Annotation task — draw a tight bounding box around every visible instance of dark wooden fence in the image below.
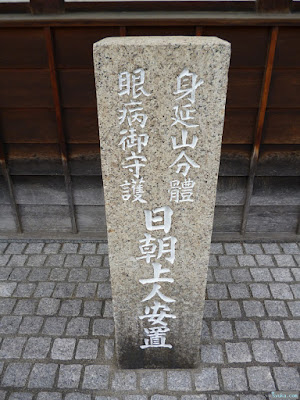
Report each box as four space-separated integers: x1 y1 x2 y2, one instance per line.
0 0 299 240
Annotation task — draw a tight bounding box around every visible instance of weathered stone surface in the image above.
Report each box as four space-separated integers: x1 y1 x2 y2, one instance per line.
94 36 230 368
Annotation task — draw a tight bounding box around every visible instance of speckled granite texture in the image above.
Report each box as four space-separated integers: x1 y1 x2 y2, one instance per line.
94 37 231 368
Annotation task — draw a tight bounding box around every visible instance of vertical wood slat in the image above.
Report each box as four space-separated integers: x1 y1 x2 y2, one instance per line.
120 26 126 37
0 140 22 232
241 26 278 235
195 26 203 36
45 27 78 234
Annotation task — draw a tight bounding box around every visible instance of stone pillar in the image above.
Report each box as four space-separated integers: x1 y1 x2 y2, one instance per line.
93 37 230 369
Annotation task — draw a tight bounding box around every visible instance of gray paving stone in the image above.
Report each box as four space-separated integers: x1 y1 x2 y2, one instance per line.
238 255 257 267
0 242 8 254
52 283 75 298
103 300 113 318
293 255 300 266
255 255 275 267
211 396 234 400
25 242 45 254
112 371 137 391
280 242 300 254
0 267 12 280
45 255 65 267
228 283 250 299
13 283 36 298
243 301 265 317
291 283 300 298
252 340 279 362
0 392 5 400
270 268 294 282
235 321 259 338
97 243 108 254
224 243 243 255
139 371 164 391
212 321 233 339
23 337 51 359
69 268 88 282
64 255 84 268
201 344 223 363
0 298 16 314
83 300 102 317
226 342 252 363
37 392 62 400
37 298 60 315
210 243 224 254
9 267 30 280
27 254 47 267
0 336 26 358
19 316 44 334
93 319 114 336
244 243 263 254
239 396 265 400
58 364 82 388
195 367 219 391
265 300 289 317
28 363 58 388
50 268 68 281
104 338 115 360
208 255 218 267
250 268 273 282
247 366 275 391
232 269 252 283
59 300 82 316
65 394 91 400
287 301 300 316
270 283 294 299
275 255 296 267
8 393 33 400
34 282 55 297
83 365 110 389
8 255 28 267
0 282 17 297
273 367 300 390
250 283 271 298
75 339 99 359
219 300 241 318
151 396 176 400
200 321 210 341
207 268 214 282
98 283 112 299
206 284 228 299
221 368 248 391
124 396 147 400
103 255 109 267
61 243 79 254
0 362 3 374
42 317 67 336
28 268 50 281
89 268 109 282
203 300 219 319
79 243 97 254
83 255 103 267
0 316 22 334
260 320 284 338
277 341 300 362
0 255 10 266
66 317 90 336
167 371 192 391
283 320 300 338
43 243 61 254
291 267 300 281
262 243 281 254
218 256 238 267
76 283 97 297
2 362 31 387
14 299 37 315
214 269 232 282
51 338 76 360
5 243 26 254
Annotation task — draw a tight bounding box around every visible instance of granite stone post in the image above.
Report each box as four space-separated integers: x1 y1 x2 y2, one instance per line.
94 37 231 368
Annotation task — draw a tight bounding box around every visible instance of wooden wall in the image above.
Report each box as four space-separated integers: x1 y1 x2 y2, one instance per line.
0 18 299 240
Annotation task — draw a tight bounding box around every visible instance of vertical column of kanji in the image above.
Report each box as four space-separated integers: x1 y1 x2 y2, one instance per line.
94 37 231 369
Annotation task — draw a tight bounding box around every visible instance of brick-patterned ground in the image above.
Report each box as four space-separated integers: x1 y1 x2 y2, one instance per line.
0 241 299 400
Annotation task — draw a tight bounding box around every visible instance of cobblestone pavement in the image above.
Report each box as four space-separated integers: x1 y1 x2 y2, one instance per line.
0 241 299 400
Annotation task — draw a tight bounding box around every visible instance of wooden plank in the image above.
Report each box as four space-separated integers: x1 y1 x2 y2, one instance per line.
75 205 106 232
257 0 292 13
203 26 269 68
213 206 243 232
53 26 120 68
223 109 256 144
125 25 195 36
0 70 53 108
216 176 247 206
268 69 300 108
59 70 96 108
274 27 300 68
212 232 300 241
63 108 99 144
0 176 10 204
263 109 300 144
0 28 47 68
69 144 101 176
227 69 264 108
45 26 78 233
0 205 17 232
30 0 64 14
256 144 300 176
241 27 278 234
0 109 57 144
247 205 299 232
252 176 300 205
219 145 252 176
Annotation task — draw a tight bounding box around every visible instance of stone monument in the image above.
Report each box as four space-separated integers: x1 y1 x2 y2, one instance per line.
93 36 231 368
